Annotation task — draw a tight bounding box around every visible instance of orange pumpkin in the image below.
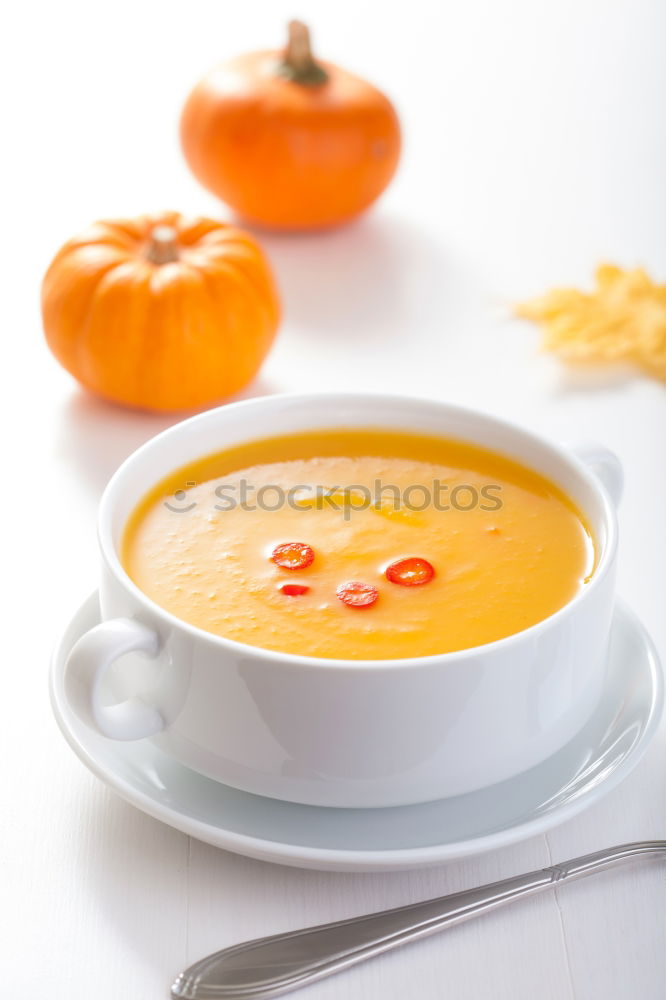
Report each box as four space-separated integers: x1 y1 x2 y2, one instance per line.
41 212 280 412
180 21 401 231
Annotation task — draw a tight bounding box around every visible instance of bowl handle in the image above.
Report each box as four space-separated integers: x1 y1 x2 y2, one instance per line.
569 443 624 507
64 618 164 740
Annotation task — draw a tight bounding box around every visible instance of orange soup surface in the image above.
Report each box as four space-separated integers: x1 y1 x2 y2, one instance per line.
122 429 595 659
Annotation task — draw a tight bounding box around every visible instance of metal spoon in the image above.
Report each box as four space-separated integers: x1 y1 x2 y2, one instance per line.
171 841 665 1000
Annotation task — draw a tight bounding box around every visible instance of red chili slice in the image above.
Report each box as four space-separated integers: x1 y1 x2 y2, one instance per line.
279 583 310 596
385 557 435 586
336 581 379 608
271 542 315 570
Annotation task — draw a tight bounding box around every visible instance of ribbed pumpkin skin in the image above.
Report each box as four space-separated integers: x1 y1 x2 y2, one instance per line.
41 211 280 412
180 51 402 231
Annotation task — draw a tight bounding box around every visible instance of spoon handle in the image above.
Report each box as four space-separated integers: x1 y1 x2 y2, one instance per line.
171 841 665 1000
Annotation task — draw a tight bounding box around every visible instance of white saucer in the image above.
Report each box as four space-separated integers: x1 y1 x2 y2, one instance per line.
50 593 663 872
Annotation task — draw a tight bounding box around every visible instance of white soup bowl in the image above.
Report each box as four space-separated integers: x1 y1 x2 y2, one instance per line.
63 393 622 808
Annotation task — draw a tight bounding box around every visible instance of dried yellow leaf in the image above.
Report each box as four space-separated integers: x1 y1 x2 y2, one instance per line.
516 265 666 381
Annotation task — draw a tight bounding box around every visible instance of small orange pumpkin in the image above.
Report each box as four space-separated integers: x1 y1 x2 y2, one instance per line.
180 21 401 231
41 212 280 412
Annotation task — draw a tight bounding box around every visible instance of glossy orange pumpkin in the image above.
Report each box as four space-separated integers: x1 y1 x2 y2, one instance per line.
180 21 402 230
41 212 280 412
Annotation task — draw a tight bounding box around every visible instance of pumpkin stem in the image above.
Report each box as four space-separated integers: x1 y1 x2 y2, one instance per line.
277 20 329 86
146 225 180 265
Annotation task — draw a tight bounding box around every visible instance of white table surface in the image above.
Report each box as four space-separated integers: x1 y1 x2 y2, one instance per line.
3 1 665 996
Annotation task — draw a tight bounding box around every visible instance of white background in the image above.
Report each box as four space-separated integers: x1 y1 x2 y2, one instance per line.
2 1 666 997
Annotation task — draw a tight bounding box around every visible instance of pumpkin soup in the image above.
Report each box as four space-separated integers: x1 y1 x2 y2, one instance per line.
122 429 595 659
